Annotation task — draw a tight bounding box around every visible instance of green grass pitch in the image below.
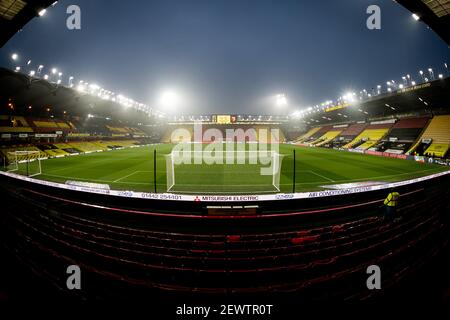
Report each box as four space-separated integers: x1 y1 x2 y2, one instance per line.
12 144 449 194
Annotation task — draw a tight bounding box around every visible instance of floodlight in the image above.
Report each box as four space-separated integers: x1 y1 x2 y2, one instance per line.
275 94 287 107
160 90 180 108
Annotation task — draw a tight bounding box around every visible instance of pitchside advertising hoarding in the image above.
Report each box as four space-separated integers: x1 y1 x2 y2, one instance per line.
2 169 449 203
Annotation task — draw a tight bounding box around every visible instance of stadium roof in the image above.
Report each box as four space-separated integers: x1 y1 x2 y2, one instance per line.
0 0 55 47
295 77 450 125
396 0 450 45
0 67 159 123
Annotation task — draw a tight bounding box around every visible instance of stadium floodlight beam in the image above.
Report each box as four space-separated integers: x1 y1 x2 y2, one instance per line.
159 90 180 110
275 94 287 107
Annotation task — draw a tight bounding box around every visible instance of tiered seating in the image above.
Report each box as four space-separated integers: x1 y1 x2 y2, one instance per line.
0 178 447 301
106 126 129 134
254 125 286 143
53 143 81 154
93 140 138 149
67 141 108 152
0 115 34 133
424 143 449 157
0 146 47 162
162 126 194 143
329 123 367 148
292 127 321 143
38 144 69 157
311 130 342 146
300 126 333 144
376 117 429 154
31 118 74 133
56 121 71 129
344 123 393 150
33 120 57 128
418 115 450 157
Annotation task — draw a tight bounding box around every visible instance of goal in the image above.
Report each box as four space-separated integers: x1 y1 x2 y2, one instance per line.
165 150 283 194
7 150 42 177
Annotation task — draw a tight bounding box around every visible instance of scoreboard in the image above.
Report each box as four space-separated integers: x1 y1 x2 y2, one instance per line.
212 115 237 124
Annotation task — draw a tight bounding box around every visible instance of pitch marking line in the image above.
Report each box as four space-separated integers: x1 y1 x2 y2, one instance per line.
113 170 152 183
305 170 335 182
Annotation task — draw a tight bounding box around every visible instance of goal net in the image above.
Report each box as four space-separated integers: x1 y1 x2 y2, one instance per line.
165 150 283 194
7 150 42 177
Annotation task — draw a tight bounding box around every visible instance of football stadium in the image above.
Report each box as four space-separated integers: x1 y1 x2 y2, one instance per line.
0 0 450 311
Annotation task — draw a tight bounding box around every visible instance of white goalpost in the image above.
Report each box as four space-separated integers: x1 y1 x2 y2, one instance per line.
165 150 283 193
7 150 42 177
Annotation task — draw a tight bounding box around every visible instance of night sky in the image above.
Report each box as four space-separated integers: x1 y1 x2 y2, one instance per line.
0 0 449 115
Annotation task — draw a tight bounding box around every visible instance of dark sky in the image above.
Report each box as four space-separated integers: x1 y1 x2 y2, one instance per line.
0 0 449 115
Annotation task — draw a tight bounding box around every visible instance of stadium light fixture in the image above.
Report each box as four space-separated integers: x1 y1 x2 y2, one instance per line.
412 14 420 21
51 68 57 74
15 66 21 72
438 74 443 79
411 81 416 86
37 65 44 75
159 90 180 109
11 53 18 61
38 9 47 17
275 94 288 107
29 70 35 77
27 60 31 65
43 74 49 80
58 72 63 77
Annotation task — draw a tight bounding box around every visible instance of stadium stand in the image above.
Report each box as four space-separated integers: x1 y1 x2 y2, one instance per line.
0 115 34 133
297 126 334 144
311 129 342 146
343 122 394 150
293 126 321 143
329 123 367 148
0 145 47 162
374 117 430 154
409 115 450 157
0 171 448 302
